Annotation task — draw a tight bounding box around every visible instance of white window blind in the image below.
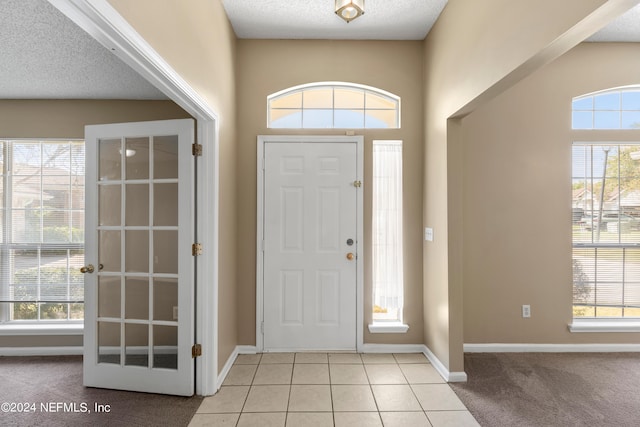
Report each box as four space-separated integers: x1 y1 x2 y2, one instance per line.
572 143 640 318
0 140 85 322
372 140 404 322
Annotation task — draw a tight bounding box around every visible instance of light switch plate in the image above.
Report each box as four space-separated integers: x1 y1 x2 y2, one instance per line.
425 227 434 242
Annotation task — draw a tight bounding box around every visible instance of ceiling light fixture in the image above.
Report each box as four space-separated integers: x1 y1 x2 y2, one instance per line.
335 0 364 23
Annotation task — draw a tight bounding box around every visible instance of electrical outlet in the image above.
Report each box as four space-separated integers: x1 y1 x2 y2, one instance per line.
522 304 531 318
173 306 178 320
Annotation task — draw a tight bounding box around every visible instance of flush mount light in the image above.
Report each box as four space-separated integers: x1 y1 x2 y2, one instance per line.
335 0 364 23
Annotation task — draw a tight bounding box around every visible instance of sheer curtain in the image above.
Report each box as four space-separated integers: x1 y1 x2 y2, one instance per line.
372 141 403 322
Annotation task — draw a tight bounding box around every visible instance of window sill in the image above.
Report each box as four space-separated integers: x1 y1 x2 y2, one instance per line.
368 323 409 334
569 319 640 333
0 323 83 336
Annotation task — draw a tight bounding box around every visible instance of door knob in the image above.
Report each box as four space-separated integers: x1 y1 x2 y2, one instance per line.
80 264 95 274
346 253 355 261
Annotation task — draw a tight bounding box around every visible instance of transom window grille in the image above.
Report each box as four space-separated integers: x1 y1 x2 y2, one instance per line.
572 143 640 318
268 82 400 129
0 140 85 322
572 87 640 129
372 140 404 323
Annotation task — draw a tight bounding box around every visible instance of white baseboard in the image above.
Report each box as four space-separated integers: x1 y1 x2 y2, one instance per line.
464 343 640 353
421 345 468 383
215 346 240 390
361 343 468 383
237 345 258 354
0 346 83 356
360 343 425 353
216 343 468 384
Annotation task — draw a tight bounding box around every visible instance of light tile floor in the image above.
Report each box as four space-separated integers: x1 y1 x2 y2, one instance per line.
189 353 479 427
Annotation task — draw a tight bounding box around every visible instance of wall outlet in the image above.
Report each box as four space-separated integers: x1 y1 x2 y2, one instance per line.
522 304 531 318
173 306 178 320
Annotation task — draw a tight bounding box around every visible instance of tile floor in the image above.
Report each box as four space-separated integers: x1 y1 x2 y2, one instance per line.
189 353 479 427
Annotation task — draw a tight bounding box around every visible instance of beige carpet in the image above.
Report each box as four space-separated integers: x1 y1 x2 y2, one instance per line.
450 352 640 427
0 356 202 427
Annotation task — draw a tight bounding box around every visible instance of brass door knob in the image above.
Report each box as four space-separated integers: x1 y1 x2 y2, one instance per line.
80 264 95 274
346 253 355 261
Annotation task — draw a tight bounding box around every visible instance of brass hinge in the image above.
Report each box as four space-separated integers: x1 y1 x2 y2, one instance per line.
192 243 203 256
353 180 362 188
192 143 203 156
192 344 202 358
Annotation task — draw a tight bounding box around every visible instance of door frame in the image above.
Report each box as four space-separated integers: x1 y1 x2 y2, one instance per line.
256 135 364 353
50 0 219 395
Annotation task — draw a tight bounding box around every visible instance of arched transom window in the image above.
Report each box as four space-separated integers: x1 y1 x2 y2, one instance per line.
267 82 400 129
572 86 640 129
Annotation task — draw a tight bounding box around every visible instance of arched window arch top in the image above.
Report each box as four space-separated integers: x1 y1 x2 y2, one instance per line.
267 82 401 129
572 85 640 130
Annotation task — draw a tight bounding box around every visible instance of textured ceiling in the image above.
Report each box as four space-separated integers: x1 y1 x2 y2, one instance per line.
222 0 448 40
1 0 639 101
0 0 166 99
586 3 640 42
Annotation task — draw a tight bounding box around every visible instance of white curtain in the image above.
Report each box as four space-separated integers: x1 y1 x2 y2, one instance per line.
372 141 403 322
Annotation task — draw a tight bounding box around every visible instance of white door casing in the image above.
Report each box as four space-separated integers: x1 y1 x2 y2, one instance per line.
84 119 195 396
257 136 364 352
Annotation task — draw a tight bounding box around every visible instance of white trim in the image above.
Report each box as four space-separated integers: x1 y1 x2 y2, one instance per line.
569 320 640 333
0 346 83 356
49 0 220 396
361 343 424 353
213 345 259 392
422 345 468 383
237 345 259 354
464 343 640 352
0 324 83 336
266 82 401 130
361 344 468 382
368 323 409 334
256 135 364 354
215 346 239 390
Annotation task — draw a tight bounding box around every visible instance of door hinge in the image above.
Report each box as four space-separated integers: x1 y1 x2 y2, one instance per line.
192 243 203 256
192 143 203 157
353 180 362 188
260 321 264 334
192 344 202 358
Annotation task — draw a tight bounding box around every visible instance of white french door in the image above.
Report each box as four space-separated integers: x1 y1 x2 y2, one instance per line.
83 119 195 396
261 139 361 351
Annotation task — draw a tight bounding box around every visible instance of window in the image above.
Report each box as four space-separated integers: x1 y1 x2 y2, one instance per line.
371 141 405 328
572 87 640 129
0 140 85 323
572 143 640 319
268 82 400 129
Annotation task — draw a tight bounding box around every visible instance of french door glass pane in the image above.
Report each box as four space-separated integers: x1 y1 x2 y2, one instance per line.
98 321 121 364
98 276 120 318
125 323 149 367
154 136 179 179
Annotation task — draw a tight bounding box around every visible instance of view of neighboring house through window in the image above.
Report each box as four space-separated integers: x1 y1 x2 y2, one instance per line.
0 140 85 323
572 88 640 319
372 140 404 323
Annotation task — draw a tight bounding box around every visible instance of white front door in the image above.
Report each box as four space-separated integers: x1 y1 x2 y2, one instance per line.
83 119 195 396
262 140 360 351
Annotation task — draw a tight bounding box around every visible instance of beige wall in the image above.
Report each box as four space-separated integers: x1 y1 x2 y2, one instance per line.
236 40 425 346
0 99 190 349
462 42 640 344
107 0 239 372
0 100 189 138
421 0 631 372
